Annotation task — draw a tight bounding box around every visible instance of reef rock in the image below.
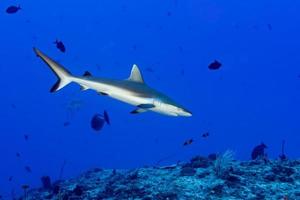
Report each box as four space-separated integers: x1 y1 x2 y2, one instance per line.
19 158 300 200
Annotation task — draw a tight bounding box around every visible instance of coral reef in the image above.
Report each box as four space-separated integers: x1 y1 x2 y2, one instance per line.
19 156 300 200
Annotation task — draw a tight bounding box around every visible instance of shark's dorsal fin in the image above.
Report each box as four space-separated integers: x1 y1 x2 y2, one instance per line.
128 64 144 83
83 71 92 77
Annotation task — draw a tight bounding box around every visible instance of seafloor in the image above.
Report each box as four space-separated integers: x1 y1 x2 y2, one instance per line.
19 154 300 200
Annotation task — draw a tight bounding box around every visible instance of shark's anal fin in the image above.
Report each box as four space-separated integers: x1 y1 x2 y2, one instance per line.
130 108 147 114
98 92 109 96
138 104 155 109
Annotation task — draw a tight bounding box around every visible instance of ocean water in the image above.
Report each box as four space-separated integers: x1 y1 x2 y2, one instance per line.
1 0 300 197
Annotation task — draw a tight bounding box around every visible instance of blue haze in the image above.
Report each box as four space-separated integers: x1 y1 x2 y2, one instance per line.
0 0 300 196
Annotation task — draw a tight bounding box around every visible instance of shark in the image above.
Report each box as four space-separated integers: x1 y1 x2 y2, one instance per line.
33 48 192 117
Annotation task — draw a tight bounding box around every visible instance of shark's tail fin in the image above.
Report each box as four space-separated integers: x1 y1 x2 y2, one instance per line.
33 48 73 92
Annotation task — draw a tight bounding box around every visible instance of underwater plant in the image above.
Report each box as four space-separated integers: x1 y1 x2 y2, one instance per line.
213 150 235 178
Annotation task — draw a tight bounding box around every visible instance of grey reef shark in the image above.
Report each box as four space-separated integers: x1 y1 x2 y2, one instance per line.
33 48 192 117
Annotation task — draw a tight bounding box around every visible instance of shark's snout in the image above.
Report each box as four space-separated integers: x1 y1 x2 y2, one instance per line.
178 108 192 117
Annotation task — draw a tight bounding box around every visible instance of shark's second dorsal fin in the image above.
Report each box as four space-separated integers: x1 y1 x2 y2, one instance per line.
83 71 92 77
128 64 144 83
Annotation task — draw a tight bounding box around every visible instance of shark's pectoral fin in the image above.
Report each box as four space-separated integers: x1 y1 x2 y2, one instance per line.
80 85 89 91
130 108 147 114
130 104 155 114
138 104 155 109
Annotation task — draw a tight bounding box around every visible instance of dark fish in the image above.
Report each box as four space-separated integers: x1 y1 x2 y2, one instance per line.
91 114 104 131
6 5 21 14
178 46 183 52
16 152 21 158
21 184 30 190
251 143 267 160
8 176 13 182
54 40 66 53
24 134 29 141
63 121 71 127
25 166 32 173
145 67 154 73
183 139 193 146
41 176 52 189
91 111 110 131
180 69 185 76
202 132 209 138
121 4 127 12
167 11 172 16
267 24 272 31
208 153 217 160
132 44 137 51
208 60 222 70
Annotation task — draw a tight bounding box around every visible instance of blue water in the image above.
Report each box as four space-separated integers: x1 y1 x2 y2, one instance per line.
1 0 300 197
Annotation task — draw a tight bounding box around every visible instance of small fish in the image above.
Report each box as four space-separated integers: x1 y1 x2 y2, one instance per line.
121 4 127 12
21 184 30 190
208 60 222 70
25 166 32 173
41 176 52 189
16 152 21 158
132 44 137 51
91 111 110 131
63 121 71 127
8 176 13 182
251 143 267 160
24 134 29 141
178 46 183 52
91 117 104 131
183 139 193 146
167 11 172 16
145 67 154 73
6 5 21 14
180 69 185 76
54 40 66 53
267 24 272 31
202 132 209 138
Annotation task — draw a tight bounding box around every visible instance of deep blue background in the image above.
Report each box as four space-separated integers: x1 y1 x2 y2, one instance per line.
1 0 300 197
